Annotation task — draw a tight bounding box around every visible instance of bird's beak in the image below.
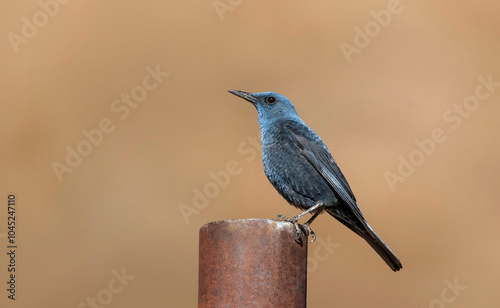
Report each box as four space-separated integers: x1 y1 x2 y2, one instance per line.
228 90 258 104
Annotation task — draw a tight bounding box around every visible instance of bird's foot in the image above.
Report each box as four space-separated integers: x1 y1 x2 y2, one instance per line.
303 223 316 243
277 213 288 221
277 213 302 240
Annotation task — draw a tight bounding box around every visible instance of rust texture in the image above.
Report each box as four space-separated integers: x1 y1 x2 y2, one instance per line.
198 218 308 308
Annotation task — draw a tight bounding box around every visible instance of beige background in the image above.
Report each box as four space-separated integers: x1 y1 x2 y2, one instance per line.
1 0 499 307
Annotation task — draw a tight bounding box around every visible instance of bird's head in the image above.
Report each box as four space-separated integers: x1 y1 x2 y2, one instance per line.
228 90 300 126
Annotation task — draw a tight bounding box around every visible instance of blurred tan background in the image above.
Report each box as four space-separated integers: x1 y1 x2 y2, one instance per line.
1 0 499 307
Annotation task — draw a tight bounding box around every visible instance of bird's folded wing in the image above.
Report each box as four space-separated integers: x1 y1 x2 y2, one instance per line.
287 126 377 238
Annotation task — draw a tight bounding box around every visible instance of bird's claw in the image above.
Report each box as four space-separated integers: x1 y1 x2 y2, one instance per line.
303 224 316 242
277 214 317 242
277 214 302 240
292 222 302 240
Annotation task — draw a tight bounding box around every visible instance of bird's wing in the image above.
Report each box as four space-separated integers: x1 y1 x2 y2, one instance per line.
286 123 377 238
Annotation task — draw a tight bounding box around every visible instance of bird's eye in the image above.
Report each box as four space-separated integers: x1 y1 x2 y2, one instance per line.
266 96 276 104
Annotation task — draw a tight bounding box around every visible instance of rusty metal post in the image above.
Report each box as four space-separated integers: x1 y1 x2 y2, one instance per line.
198 219 308 308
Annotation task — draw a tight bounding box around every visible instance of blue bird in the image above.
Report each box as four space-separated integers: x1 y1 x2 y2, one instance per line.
229 90 402 272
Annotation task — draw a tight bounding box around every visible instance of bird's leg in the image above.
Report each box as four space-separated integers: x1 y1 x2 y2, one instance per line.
278 203 324 240
278 202 324 222
303 211 321 243
284 210 321 242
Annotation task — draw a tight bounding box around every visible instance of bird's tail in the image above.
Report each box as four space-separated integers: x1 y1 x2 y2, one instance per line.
360 224 402 272
327 211 402 272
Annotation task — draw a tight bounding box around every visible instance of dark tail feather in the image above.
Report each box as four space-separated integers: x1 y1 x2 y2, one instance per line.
327 211 402 272
361 225 403 272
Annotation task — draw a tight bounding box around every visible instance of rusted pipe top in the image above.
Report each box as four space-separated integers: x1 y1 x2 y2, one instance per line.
199 219 308 308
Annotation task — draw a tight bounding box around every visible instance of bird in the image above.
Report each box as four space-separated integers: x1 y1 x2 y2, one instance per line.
228 90 402 272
